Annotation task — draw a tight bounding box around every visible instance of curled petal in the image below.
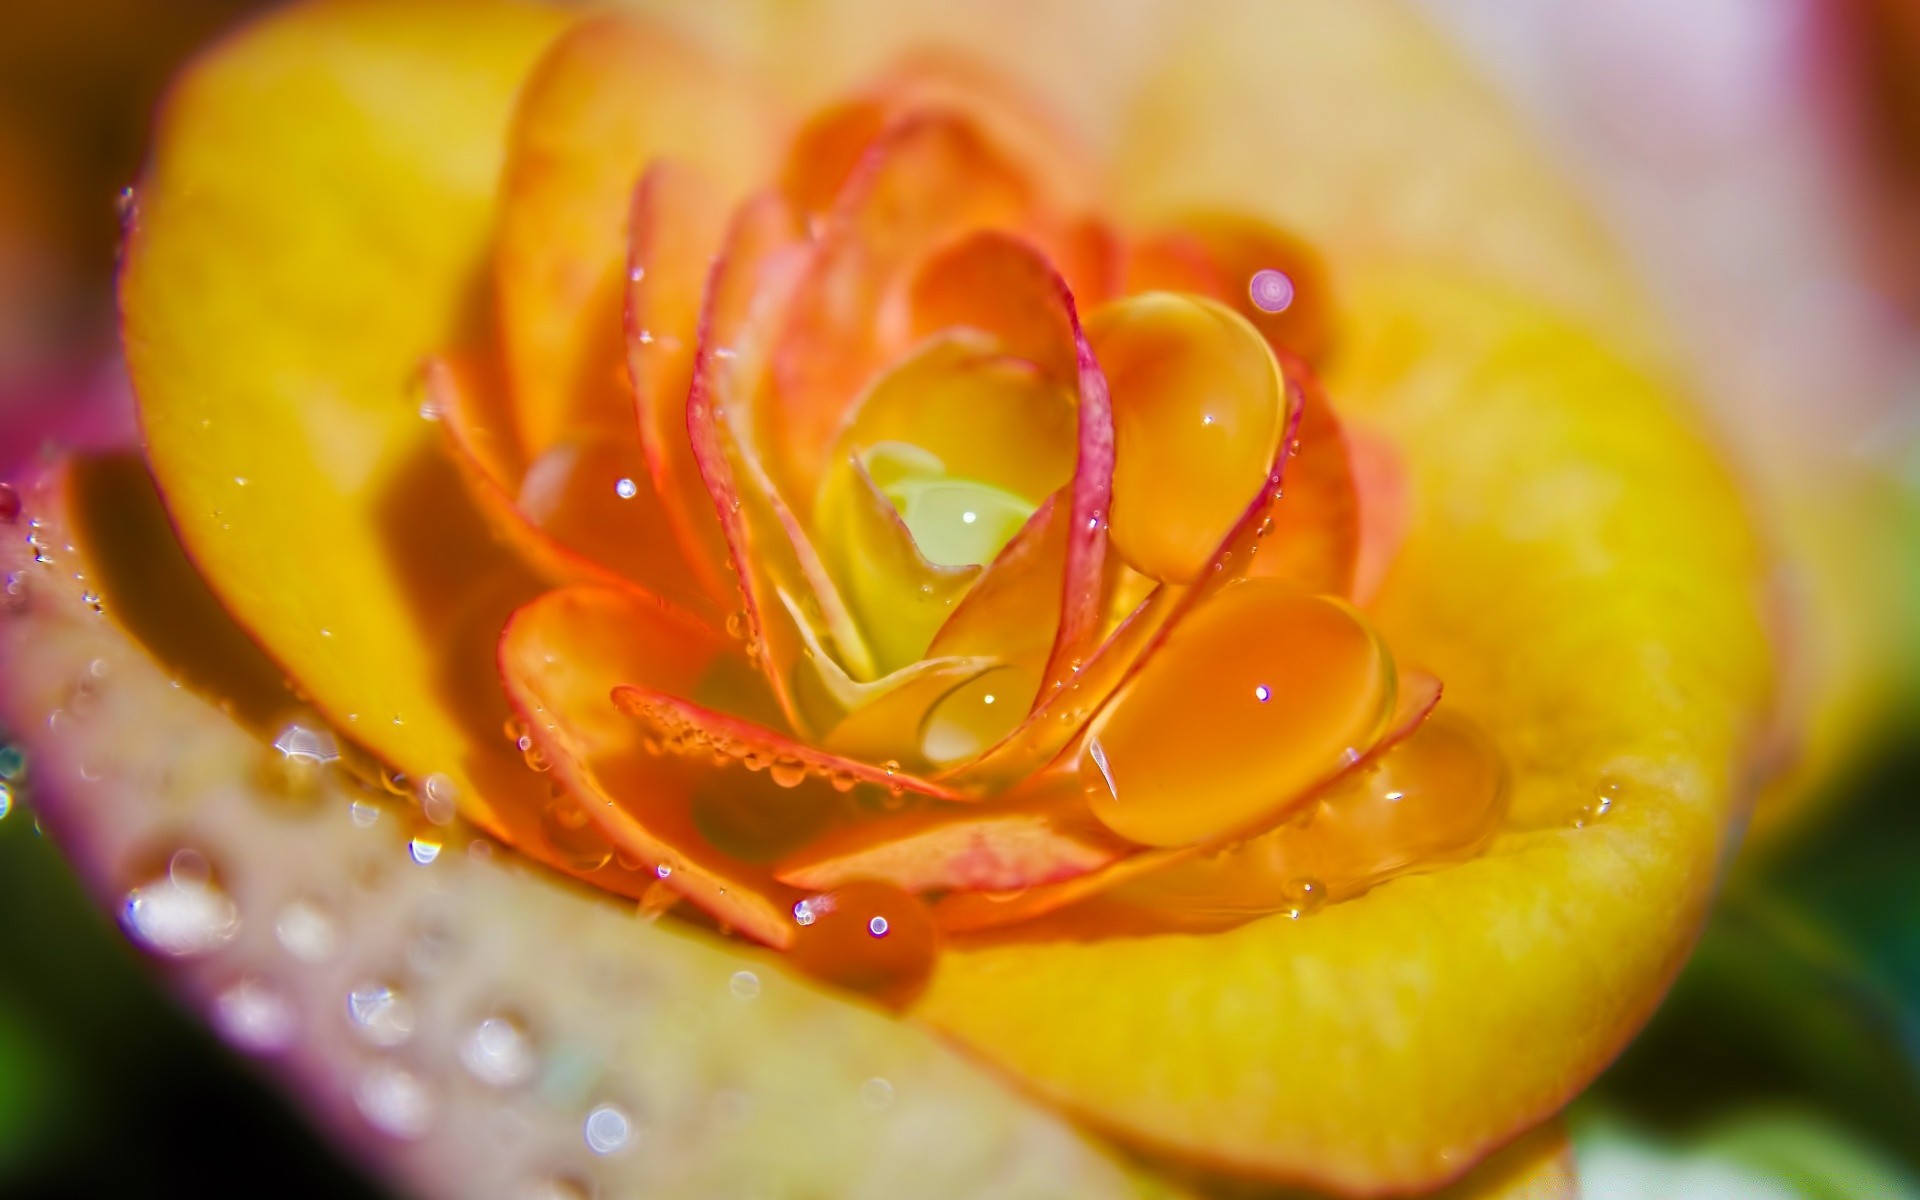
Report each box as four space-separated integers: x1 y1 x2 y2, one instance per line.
495 13 779 456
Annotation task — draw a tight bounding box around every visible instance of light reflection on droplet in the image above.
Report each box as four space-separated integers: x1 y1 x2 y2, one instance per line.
614 477 638 500
583 1103 634 1155
349 799 381 829
273 723 340 764
355 1064 434 1139
346 981 415 1048
408 837 442 865
213 977 298 1054
1248 268 1295 313
274 898 338 963
120 852 239 957
420 772 459 825
729 970 760 1000
1254 684 1272 703
460 1015 537 1089
859 1077 895 1110
792 898 817 927
0 781 12 821
868 915 890 938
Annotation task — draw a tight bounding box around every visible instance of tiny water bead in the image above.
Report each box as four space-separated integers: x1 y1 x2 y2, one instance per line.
460 1015 537 1089
419 771 460 824
0 743 25 780
786 880 938 1006
274 897 339 962
1248 268 1295 314
729 969 761 1000
1081 583 1393 848
355 1064 434 1140
346 980 416 1048
408 836 442 865
540 792 614 872
1573 776 1627 828
583 1103 634 1155
213 977 299 1054
614 476 639 500
120 849 240 958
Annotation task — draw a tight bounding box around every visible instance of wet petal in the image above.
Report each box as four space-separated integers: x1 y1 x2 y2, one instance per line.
1088 291 1287 585
495 13 779 455
1127 213 1335 364
119 0 572 840
498 585 799 946
427 357 712 612
777 776 1129 894
624 161 741 608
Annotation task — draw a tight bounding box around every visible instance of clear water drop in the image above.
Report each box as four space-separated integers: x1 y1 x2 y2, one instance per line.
859 1077 895 1110
583 1103 634 1155
355 1064 433 1140
792 898 817 927
420 772 459 825
213 977 298 1054
868 915 890 938
729 970 760 1001
541 794 613 872
0 781 12 821
274 898 339 963
460 1015 537 1089
408 836 442 865
614 477 638 500
0 743 24 780
346 981 415 1048
120 852 239 957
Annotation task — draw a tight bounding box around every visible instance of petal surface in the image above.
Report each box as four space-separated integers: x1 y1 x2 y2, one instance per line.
917 273 1773 1193
120 0 573 843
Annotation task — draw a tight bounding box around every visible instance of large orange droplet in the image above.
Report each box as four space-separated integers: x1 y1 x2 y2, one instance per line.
1080 582 1393 847
1107 709 1508 924
1088 293 1285 584
787 879 940 1007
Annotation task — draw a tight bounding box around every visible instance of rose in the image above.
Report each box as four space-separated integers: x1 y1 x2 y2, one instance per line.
0 0 1789 1195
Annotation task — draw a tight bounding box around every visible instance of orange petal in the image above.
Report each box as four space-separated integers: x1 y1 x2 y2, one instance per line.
1088 291 1288 585
1347 419 1414 603
494 13 779 456
1241 350 1361 596
624 160 742 609
498 585 800 947
776 776 1129 894
1128 213 1336 365
427 357 714 613
764 113 1036 504
610 684 966 804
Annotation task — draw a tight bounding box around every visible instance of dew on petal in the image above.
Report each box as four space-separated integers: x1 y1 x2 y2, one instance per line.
213 977 298 1054
274 897 338 963
1081 583 1393 847
355 1064 433 1140
273 722 340 764
0 743 24 780
460 1015 537 1090
120 850 239 958
540 792 614 872
407 836 442 865
583 1103 635 1155
787 880 938 1006
419 771 459 824
346 980 415 1048
730 969 761 1000
1248 268 1295 314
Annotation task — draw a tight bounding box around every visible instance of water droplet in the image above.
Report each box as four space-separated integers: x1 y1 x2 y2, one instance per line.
867 915 890 938
654 861 674 880
583 1103 634 1155
768 757 807 788
0 744 24 780
355 1064 433 1139
80 591 103 615
725 610 750 641
419 772 459 824
213 977 298 1054
729 970 760 1000
346 981 415 1048
859 1077 895 1110
792 898 817 927
116 186 137 219
460 1015 537 1089
349 799 382 829
121 852 239 957
1249 268 1295 313
628 265 646 284
541 794 613 872
636 878 678 921
614 477 638 500
1254 684 1272 703
408 836 442 865
274 723 340 764
1281 878 1325 919
1573 776 1625 828
0 781 12 820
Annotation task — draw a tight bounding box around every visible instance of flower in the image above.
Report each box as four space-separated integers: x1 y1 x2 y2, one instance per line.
0 0 1791 1196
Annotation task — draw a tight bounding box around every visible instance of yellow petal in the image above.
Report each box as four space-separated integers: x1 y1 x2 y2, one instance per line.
495 12 780 455
917 272 1772 1193
120 0 572 842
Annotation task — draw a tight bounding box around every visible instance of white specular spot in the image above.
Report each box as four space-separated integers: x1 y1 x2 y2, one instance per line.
356 1064 433 1140
213 977 298 1054
120 853 239 958
583 1103 634 1155
615 477 638 500
346 981 415 1048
